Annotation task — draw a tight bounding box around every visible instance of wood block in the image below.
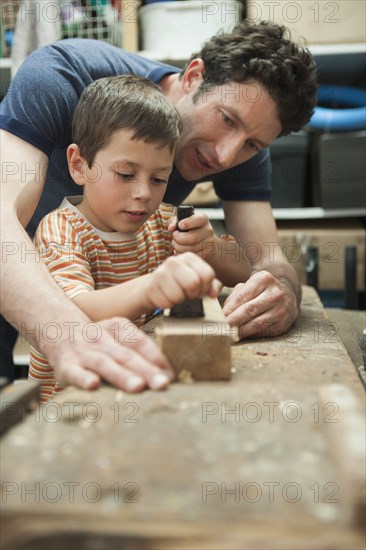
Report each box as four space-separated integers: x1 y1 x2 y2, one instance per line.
155 296 238 381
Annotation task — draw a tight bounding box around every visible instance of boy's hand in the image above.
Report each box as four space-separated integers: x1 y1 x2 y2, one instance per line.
146 252 222 309
168 213 216 258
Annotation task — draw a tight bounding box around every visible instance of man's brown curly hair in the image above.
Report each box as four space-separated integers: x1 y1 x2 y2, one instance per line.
181 20 317 136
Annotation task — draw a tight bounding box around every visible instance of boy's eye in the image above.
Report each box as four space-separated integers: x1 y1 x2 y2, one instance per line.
116 172 135 181
151 177 167 185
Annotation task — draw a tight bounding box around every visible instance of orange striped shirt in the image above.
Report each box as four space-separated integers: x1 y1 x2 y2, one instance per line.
29 197 175 402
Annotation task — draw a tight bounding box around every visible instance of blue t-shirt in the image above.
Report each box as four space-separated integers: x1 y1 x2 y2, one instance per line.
0 39 272 236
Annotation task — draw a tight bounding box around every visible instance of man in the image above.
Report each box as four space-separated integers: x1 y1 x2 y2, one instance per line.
0 20 317 390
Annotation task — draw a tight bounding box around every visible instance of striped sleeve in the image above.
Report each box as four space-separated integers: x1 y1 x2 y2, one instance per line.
34 210 95 299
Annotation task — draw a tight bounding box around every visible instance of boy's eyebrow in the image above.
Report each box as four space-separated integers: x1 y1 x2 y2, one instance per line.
225 106 269 149
112 160 173 171
112 160 138 168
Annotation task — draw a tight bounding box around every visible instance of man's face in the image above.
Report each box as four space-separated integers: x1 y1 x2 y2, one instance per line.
174 75 282 181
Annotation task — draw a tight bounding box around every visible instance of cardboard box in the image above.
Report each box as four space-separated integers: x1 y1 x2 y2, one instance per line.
140 1 243 57
277 220 365 290
246 1 366 45
311 131 366 209
270 131 310 208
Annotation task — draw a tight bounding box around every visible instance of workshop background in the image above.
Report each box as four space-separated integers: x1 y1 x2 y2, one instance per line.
1 5 366 549
1 0 365 371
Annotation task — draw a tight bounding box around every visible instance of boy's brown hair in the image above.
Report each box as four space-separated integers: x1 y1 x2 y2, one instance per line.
72 75 181 166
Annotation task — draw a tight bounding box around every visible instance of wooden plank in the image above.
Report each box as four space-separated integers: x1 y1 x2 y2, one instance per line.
1 287 365 550
156 296 237 381
325 308 365 385
319 384 366 528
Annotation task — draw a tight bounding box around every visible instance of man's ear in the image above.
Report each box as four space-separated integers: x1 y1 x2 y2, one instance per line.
181 58 205 94
67 144 87 186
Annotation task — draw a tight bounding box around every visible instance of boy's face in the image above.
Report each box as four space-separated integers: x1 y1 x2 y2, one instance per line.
75 129 174 233
173 69 282 181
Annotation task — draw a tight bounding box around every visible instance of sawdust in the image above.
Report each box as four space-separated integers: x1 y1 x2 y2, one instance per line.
178 369 195 384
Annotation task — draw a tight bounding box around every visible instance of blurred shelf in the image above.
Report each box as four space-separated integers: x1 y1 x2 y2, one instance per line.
197 207 366 221
138 43 366 66
0 57 12 68
309 43 365 54
13 337 30 367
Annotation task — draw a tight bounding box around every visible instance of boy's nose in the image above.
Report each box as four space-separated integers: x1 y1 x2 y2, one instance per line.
131 179 151 201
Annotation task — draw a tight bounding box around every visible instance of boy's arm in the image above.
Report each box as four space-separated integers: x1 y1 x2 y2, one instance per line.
36 209 220 322
1 131 174 391
73 253 221 321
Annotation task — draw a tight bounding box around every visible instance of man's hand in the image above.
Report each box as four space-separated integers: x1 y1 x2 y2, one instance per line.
168 212 215 257
51 317 175 392
222 270 300 339
145 252 222 309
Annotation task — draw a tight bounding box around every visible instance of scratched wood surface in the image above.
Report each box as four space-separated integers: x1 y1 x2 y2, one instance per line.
1 287 365 550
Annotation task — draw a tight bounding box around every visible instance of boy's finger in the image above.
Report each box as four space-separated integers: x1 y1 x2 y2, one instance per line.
208 278 223 298
167 216 177 233
177 212 209 232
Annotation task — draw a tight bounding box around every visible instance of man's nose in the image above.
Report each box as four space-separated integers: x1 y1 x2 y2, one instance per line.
215 134 246 169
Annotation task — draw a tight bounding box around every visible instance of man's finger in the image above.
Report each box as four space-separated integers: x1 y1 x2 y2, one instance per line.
222 272 273 316
57 363 101 390
100 318 175 387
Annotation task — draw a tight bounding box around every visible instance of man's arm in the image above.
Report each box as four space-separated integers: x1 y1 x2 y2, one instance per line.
221 200 301 338
0 131 174 391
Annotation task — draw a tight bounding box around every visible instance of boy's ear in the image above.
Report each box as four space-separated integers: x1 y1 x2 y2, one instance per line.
181 58 205 94
67 144 87 186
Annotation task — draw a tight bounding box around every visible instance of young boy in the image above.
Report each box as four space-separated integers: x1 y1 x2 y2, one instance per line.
29 75 250 402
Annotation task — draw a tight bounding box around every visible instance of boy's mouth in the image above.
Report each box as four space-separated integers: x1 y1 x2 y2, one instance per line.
123 210 148 221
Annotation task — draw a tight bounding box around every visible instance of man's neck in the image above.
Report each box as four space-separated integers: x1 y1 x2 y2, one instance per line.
159 73 181 102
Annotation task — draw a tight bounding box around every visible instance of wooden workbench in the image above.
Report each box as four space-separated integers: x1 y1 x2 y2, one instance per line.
1 287 365 549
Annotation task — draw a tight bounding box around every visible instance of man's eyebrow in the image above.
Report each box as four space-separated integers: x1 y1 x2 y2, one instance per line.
225 106 270 149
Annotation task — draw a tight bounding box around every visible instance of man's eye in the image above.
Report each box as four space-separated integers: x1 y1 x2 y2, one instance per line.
247 142 260 152
222 112 234 126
